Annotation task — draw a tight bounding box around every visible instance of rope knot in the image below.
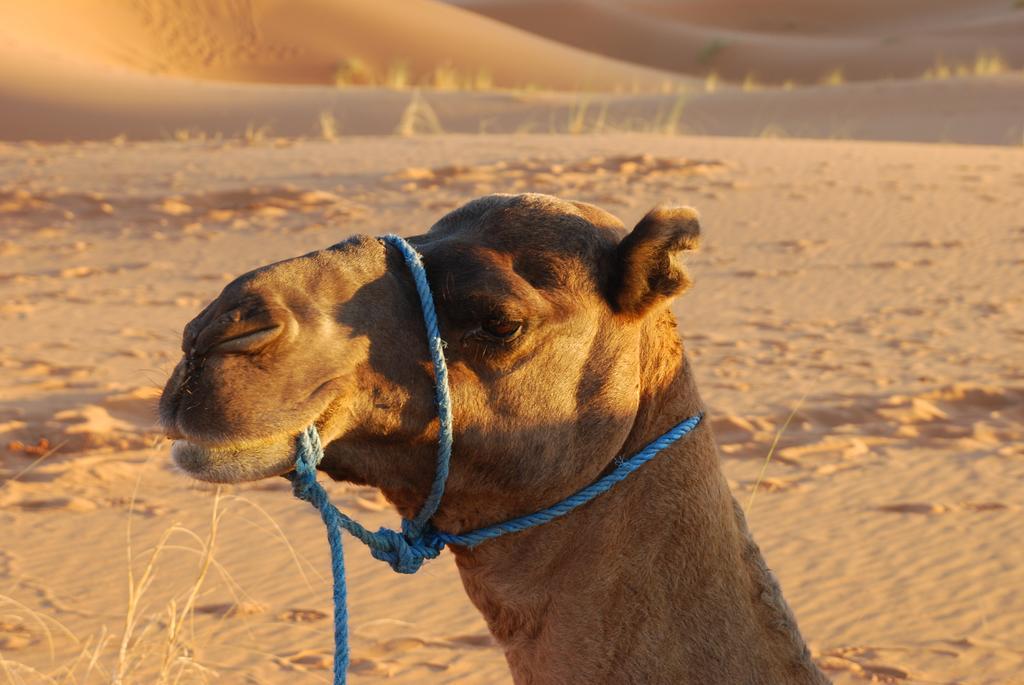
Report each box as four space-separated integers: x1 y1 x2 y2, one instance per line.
368 522 445 574
288 471 317 501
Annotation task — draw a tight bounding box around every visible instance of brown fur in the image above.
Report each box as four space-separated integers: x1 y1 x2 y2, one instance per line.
160 193 830 684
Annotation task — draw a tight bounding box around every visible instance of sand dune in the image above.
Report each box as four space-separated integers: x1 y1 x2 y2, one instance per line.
3 48 1022 146
0 0 681 91
449 0 1024 83
2 0 1021 144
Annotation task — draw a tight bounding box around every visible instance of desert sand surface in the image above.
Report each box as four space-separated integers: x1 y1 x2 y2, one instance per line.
2 134 1022 684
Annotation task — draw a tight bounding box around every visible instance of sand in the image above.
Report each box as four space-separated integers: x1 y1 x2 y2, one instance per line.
2 134 1022 684
2 2 1023 684
0 0 683 90
3 0 1023 145
451 0 1024 83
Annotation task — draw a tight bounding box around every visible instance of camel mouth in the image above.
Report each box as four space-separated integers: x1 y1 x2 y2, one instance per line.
170 433 300 484
163 376 348 484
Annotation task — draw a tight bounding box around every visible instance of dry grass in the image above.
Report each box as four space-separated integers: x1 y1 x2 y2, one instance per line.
565 97 598 135
318 111 339 142
384 61 411 89
431 63 494 91
333 57 497 92
242 123 269 146
0 478 323 684
333 57 375 87
652 94 687 135
554 93 687 135
395 91 445 136
746 392 809 515
0 505 224 683
167 129 212 144
110 486 225 684
704 72 719 93
924 51 1012 79
820 68 845 86
758 123 788 139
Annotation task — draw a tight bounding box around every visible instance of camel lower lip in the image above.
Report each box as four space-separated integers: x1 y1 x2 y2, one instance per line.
171 437 298 484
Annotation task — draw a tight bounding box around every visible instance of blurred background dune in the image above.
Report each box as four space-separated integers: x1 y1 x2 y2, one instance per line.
1 0 1022 143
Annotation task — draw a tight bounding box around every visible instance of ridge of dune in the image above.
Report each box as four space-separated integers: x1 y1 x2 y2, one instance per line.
0 0 685 91
447 0 1024 83
2 46 1022 146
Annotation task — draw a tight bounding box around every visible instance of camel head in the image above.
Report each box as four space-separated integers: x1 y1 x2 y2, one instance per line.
160 193 700 529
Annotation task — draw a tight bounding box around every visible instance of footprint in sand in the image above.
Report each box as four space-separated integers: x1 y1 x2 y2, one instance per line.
771 239 828 255
11 496 99 513
196 601 267 617
0 620 34 650
732 268 802 278
817 656 910 682
867 259 932 270
876 501 1011 515
382 636 427 652
903 239 964 249
817 646 911 682
275 649 332 671
276 608 328 622
276 650 392 676
446 633 496 648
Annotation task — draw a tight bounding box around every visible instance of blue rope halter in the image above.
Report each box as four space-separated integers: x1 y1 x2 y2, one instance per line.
287 234 703 684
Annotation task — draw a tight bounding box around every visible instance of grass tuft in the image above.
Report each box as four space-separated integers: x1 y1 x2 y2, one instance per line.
820 68 845 86
334 56 375 86
654 94 687 135
384 60 411 89
111 487 225 684
746 393 809 514
0 465 334 685
395 90 445 136
242 123 269 145
318 111 339 141
924 51 1011 79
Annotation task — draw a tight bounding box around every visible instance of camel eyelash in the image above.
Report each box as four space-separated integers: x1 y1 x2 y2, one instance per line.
464 318 526 345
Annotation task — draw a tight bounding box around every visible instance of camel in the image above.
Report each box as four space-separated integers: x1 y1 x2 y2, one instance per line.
160 193 831 684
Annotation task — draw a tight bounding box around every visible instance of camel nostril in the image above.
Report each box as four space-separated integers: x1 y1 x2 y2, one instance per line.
187 295 293 358
210 325 283 354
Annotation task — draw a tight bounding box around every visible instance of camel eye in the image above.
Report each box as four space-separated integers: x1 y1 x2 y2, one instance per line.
480 317 523 341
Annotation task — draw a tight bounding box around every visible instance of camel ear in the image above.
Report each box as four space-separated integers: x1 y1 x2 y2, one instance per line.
611 206 701 316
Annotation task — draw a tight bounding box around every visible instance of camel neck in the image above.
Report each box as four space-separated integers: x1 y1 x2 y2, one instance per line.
449 355 828 685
